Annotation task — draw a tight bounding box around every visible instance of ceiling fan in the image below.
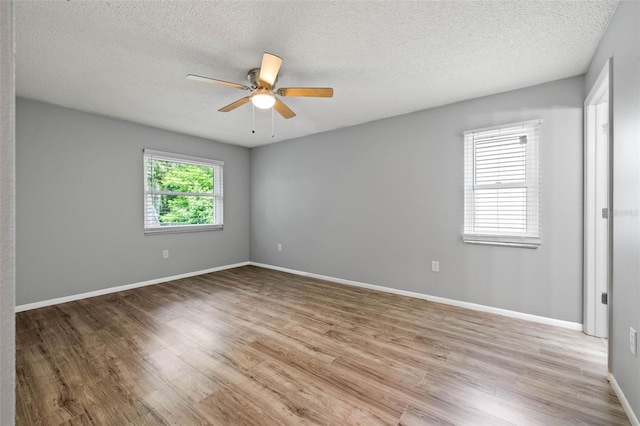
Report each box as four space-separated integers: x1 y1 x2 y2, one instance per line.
186 52 333 119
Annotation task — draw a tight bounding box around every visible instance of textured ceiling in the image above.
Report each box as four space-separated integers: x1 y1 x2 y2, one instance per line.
16 1 618 148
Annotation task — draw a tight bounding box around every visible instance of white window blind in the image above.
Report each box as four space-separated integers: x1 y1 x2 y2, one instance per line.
143 149 223 234
463 120 540 248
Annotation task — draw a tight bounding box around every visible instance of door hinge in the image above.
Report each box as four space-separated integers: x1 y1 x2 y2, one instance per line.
602 208 609 219
601 292 608 305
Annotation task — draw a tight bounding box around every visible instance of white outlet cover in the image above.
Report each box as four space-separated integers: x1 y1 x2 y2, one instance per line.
631 327 637 356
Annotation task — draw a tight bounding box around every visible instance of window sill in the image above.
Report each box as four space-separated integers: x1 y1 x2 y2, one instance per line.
144 225 223 235
463 236 540 249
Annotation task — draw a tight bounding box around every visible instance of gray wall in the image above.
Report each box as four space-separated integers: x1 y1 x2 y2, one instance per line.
586 0 640 418
251 76 584 323
16 98 250 306
0 1 15 424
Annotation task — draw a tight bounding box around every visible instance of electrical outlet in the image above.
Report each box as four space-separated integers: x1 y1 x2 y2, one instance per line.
277 243 282 252
631 327 637 357
431 260 440 272
162 249 169 259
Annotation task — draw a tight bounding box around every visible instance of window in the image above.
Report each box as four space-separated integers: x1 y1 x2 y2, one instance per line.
463 120 540 248
143 149 223 234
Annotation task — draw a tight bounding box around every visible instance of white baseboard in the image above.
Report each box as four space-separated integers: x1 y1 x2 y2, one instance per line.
249 262 583 331
609 372 640 425
16 260 583 332
15 261 250 312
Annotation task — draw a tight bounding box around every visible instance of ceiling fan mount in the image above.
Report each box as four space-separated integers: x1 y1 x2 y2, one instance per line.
187 52 333 120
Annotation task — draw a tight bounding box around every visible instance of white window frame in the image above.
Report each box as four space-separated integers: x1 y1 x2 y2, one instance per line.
143 149 223 234
463 120 540 248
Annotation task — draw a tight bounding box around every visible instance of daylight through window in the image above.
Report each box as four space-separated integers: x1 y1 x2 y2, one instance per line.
463 120 540 247
143 149 223 234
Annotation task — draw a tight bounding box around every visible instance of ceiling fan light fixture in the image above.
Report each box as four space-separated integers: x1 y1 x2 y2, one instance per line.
251 93 276 109
188 52 330 119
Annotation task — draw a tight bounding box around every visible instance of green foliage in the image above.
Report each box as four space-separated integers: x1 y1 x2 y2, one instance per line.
156 195 213 225
147 159 215 225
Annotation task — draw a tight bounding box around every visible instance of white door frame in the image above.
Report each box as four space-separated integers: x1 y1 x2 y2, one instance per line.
583 58 613 338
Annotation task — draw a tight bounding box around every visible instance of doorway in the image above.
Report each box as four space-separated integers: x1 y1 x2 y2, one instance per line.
583 59 612 338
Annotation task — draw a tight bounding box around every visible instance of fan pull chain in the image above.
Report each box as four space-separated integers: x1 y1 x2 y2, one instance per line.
252 103 255 134
271 107 275 138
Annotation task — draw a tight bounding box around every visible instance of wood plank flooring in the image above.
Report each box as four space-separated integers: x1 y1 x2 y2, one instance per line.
15 265 629 425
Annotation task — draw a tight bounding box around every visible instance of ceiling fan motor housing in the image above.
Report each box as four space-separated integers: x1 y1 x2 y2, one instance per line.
248 68 277 89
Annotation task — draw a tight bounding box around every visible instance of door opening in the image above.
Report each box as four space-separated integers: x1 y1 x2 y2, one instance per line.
584 59 612 339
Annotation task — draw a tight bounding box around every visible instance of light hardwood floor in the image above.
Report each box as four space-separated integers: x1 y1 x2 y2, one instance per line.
16 266 628 425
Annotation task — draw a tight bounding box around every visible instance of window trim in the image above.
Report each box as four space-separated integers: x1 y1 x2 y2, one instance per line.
463 119 541 248
143 149 224 235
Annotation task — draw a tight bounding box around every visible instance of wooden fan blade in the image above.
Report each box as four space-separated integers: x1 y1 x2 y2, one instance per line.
274 98 296 119
258 53 282 87
277 87 334 98
218 96 251 112
186 74 249 90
